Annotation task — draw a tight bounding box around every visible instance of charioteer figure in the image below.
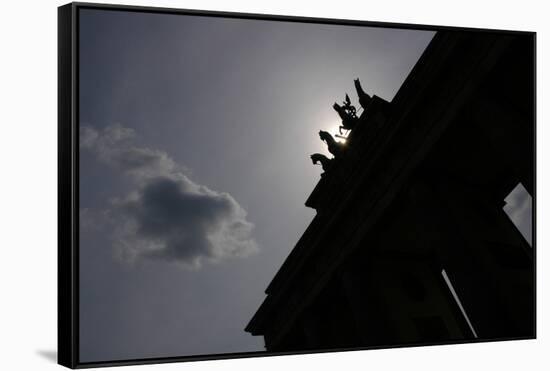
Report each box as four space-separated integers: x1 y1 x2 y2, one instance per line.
333 94 359 135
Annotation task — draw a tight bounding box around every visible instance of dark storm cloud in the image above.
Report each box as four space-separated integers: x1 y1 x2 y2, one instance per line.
81 124 258 268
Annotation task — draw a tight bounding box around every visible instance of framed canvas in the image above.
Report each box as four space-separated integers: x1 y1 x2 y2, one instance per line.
58 2 536 368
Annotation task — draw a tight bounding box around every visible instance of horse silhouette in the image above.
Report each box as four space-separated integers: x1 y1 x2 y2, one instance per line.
319 130 346 158
310 153 334 172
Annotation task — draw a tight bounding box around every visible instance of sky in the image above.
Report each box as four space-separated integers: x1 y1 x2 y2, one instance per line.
503 183 532 246
78 8 438 362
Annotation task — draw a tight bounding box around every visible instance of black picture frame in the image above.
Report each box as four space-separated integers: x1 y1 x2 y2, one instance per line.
58 2 536 368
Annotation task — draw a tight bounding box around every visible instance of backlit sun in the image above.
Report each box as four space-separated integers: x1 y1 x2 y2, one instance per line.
327 124 348 144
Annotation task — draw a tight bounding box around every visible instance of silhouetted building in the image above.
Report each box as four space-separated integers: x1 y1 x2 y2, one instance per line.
245 30 535 351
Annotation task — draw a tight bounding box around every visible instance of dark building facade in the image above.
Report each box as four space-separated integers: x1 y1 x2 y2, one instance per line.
245 30 535 351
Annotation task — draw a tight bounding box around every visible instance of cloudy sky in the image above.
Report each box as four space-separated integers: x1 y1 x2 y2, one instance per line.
78 8 437 362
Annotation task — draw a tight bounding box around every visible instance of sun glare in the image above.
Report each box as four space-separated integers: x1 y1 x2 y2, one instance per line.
327 124 348 144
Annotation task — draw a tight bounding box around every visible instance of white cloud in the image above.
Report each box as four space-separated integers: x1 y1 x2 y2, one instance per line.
80 124 258 268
